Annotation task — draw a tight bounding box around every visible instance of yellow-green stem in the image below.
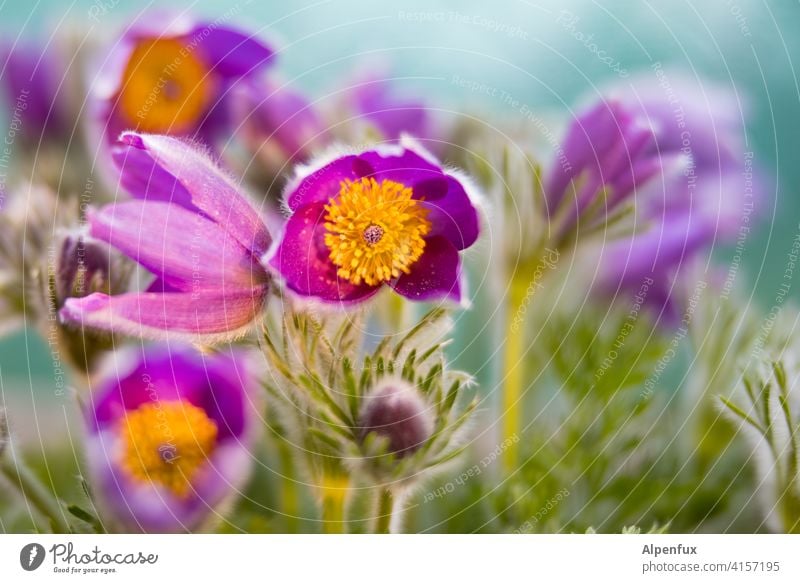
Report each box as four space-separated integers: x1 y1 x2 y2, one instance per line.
319 474 350 534
1 451 70 533
277 439 300 533
374 487 394 534
502 278 530 471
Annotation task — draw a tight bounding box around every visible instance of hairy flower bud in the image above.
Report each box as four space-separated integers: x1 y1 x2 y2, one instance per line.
359 379 434 457
55 234 114 308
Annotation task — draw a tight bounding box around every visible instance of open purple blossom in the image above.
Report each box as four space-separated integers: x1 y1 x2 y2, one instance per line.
265 137 481 305
60 132 272 341
84 344 258 532
91 11 273 147
0 39 68 140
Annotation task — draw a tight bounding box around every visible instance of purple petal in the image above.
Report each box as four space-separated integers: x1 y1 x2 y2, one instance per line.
546 100 632 211
422 176 480 250
192 24 273 79
284 155 367 211
89 201 265 292
116 133 271 255
86 432 251 533
357 145 446 197
390 235 463 303
112 142 196 209
266 203 379 303
1 40 66 136
60 287 268 340
90 345 251 440
240 78 327 159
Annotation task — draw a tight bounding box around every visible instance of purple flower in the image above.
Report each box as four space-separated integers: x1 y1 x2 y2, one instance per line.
544 99 667 235
0 39 68 140
234 78 327 164
342 66 432 141
60 132 272 341
91 12 273 146
265 138 481 304
565 80 766 320
84 344 258 532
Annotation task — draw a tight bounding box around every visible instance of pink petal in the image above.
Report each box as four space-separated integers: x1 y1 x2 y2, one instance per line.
117 132 271 255
60 288 268 341
90 201 266 293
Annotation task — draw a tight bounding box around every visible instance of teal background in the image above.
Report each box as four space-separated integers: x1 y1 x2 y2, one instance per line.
1 0 798 385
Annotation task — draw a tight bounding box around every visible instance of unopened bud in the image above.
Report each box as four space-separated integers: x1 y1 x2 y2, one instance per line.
359 379 433 456
55 234 113 307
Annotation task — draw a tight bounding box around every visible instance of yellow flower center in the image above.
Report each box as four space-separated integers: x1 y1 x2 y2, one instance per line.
119 38 212 133
324 178 431 286
117 401 218 497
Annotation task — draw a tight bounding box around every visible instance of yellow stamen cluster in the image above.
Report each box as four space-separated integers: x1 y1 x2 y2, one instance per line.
117 401 218 497
324 178 431 286
120 38 211 133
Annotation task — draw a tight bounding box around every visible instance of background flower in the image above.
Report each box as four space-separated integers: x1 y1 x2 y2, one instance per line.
91 11 273 148
84 344 259 533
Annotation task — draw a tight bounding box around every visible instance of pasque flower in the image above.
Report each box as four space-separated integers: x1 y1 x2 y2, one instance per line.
544 98 667 236
266 138 480 304
342 67 432 141
542 80 765 320
583 79 766 319
234 77 327 165
84 344 258 532
0 38 68 140
60 132 272 341
92 12 273 146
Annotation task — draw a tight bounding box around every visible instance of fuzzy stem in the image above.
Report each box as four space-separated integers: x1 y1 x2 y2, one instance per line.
319 474 349 534
1 450 70 533
277 438 300 533
374 487 395 534
502 277 530 471
780 480 800 534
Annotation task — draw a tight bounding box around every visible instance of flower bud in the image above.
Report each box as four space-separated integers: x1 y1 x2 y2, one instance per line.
359 379 434 457
55 234 114 308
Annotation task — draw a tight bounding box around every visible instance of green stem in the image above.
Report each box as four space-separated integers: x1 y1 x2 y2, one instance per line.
502 278 529 471
1 451 70 533
319 474 349 534
277 438 300 533
374 487 395 534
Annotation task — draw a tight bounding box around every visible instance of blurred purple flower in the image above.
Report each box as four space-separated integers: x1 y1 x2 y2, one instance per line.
91 11 273 147
563 79 766 320
234 77 327 164
342 67 432 141
85 344 258 532
544 99 668 233
60 132 272 341
0 39 68 140
266 138 480 305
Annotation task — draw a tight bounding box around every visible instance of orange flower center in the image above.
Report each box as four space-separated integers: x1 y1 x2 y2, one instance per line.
117 401 218 497
119 38 212 133
324 178 430 286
